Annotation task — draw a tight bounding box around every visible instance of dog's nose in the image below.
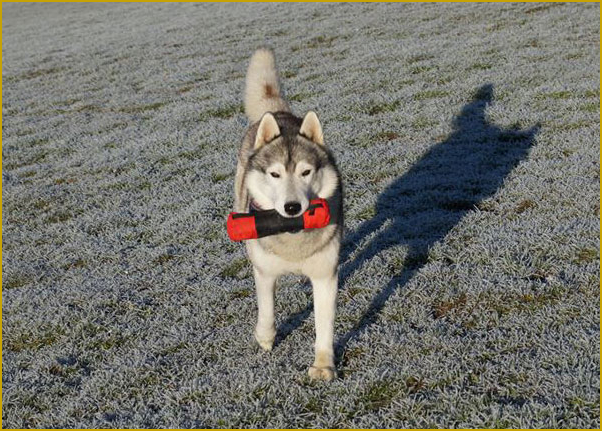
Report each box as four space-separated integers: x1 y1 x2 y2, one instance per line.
284 201 302 216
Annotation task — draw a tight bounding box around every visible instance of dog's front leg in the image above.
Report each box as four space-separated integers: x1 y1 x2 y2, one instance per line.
308 274 337 381
253 267 277 351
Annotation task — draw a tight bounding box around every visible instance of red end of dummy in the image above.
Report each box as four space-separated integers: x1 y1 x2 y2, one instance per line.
303 198 331 229
227 213 258 241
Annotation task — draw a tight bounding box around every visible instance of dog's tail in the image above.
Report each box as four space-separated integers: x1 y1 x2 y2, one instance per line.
244 48 290 123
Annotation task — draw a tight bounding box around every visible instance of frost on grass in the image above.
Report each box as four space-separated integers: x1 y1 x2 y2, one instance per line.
2 2 599 428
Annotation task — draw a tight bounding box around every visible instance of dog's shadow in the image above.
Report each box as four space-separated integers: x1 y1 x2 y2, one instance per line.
275 84 539 364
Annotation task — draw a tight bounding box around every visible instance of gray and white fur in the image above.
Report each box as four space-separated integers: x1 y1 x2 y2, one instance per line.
234 48 343 381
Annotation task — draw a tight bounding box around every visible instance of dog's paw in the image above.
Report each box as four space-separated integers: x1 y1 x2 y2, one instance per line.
308 365 336 381
254 326 276 352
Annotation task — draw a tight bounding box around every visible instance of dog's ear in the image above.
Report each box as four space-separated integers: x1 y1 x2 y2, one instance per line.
299 111 324 145
254 113 281 150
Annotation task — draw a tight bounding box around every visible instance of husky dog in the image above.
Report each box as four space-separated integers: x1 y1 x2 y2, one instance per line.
234 49 342 381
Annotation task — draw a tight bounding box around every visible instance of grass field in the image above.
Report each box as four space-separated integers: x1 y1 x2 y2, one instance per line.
2 3 600 428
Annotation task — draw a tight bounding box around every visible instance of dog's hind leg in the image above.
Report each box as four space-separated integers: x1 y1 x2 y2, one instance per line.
253 267 277 351
308 274 337 381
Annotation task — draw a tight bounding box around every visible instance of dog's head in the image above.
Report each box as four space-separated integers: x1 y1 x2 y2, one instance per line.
246 112 339 218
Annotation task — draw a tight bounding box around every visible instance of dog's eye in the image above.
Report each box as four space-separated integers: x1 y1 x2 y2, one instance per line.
270 172 280 178
301 169 311 177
